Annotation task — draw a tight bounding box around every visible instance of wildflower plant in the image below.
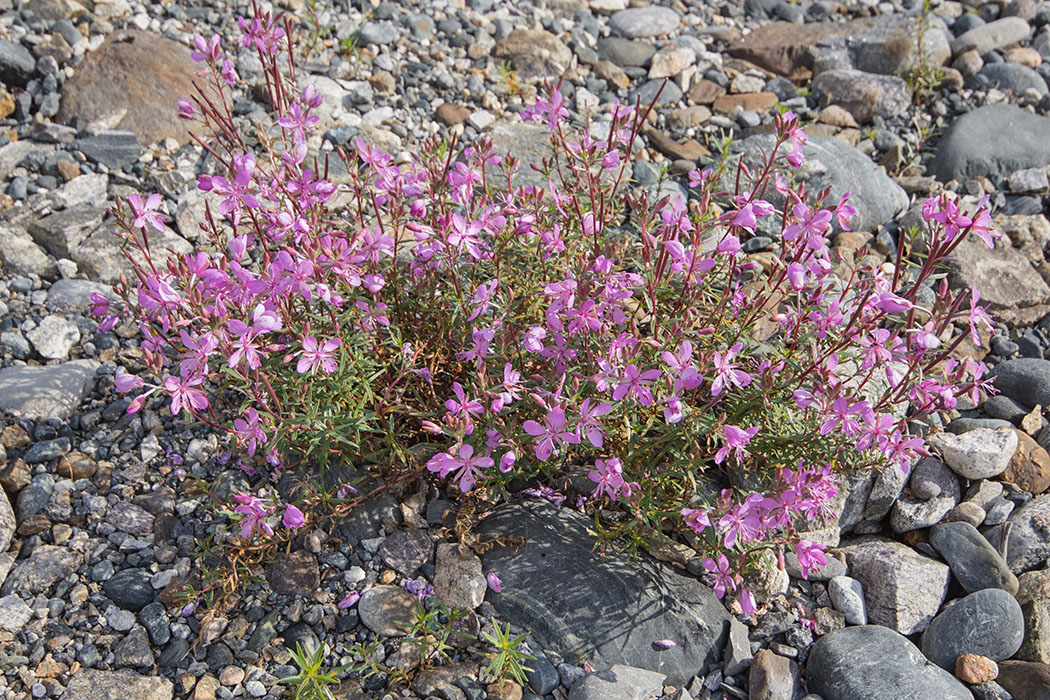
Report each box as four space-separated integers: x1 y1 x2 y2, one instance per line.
102 1 998 616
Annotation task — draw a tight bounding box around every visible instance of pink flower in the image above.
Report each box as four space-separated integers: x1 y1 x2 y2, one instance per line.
612 364 661 406
338 591 360 609
282 505 306 530
710 344 751 397
793 540 828 580
681 508 711 534
296 336 341 374
487 572 502 592
115 373 144 393
426 443 493 492
702 554 736 599
967 284 995 345
499 450 516 473
127 193 167 233
233 494 273 539
576 398 613 447
163 375 209 415
233 408 268 457
715 425 759 465
445 382 484 426
523 408 580 461
738 587 757 616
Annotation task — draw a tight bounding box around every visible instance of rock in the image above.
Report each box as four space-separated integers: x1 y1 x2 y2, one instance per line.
1 545 79 595
140 601 171 646
493 30 572 78
358 585 417 636
921 588 1025 670
26 314 80 360
748 649 800 700
988 492 1050 573
0 360 95 420
107 501 154 536
608 7 680 38
435 104 471 126
433 542 486 610
977 62 1049 96
649 46 694 79
358 22 397 45
837 538 949 635
0 490 13 555
58 451 97 480
712 92 780 113
945 501 987 527
631 79 684 106
812 69 911 123
265 551 320 596
477 500 730 685
72 222 191 284
486 122 554 191
29 205 107 259
727 16 949 80
0 226 59 280
807 625 972 700
952 17 1032 57
56 29 201 145
525 656 560 695
1005 428 1050 493
993 359 1050 409
597 37 657 67
0 40 36 87
933 104 1050 184
725 134 907 235
688 79 726 105
890 457 960 533
929 429 1017 480
828 576 867 625
646 130 707 161
113 625 154 668
103 569 155 611
567 665 665 700
724 615 753 675
46 279 114 314
997 660 1050 699
0 595 33 633
930 521 1019 594
60 669 172 700
956 654 999 685
379 529 433 577
1008 166 1050 194
863 463 910 520
74 131 141 170
281 621 321 656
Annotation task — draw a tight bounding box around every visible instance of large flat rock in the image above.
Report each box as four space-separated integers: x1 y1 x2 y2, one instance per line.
56 29 199 146
477 499 730 686
0 360 98 420
60 668 172 700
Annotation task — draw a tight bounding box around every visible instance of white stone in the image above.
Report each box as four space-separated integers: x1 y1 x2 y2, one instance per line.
26 314 80 360
829 575 867 625
648 46 695 79
929 428 1017 479
0 595 32 632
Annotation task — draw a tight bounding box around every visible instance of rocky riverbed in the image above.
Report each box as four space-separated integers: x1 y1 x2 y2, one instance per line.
3 0 1050 698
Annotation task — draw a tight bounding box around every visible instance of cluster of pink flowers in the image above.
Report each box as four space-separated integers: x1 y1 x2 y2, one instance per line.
100 6 999 613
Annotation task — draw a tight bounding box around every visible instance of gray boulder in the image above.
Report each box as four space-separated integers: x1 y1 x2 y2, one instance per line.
921 588 1025 670
807 625 973 700
478 499 730 685
929 521 1018 594
933 104 1050 183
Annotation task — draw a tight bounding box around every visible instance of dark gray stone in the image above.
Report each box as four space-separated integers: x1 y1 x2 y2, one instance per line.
525 657 560 695
986 493 1050 574
0 39 35 87
933 104 1050 183
976 62 1050 96
929 521 1018 594
281 621 321 656
139 601 170 646
378 529 433 577
597 37 657 67
103 569 155 612
921 588 1024 670
75 131 141 170
631 79 684 105
992 358 1050 410
807 625 973 700
23 437 71 463
477 500 731 685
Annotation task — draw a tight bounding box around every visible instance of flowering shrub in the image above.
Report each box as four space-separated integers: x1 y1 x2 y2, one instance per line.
99 5 998 614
